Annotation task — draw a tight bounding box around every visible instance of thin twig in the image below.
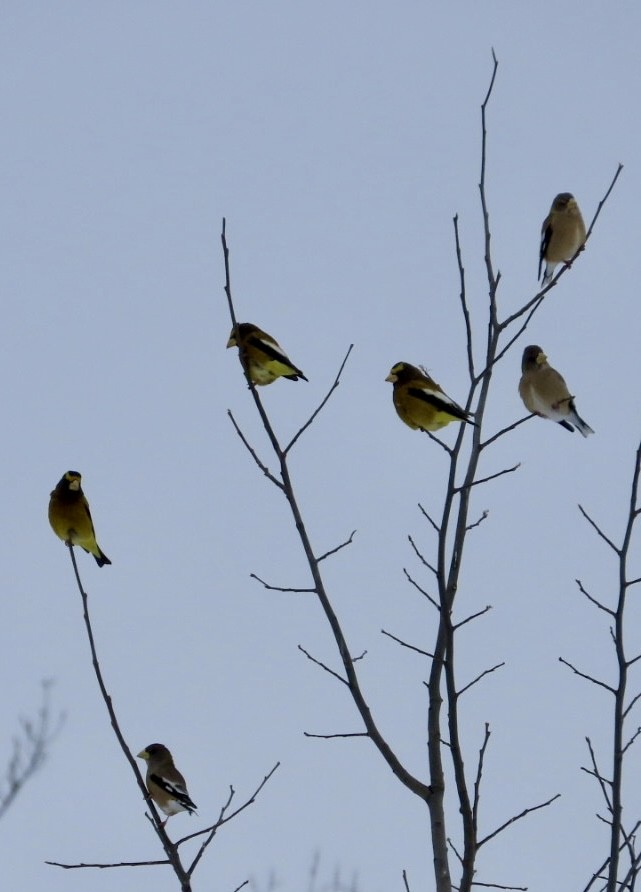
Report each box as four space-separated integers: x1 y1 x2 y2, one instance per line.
317 530 357 563
298 645 349 685
285 345 354 454
576 579 614 616
250 573 315 594
381 629 433 658
477 794 560 848
453 606 492 631
559 657 616 695
457 662 505 697
227 411 284 490
454 464 520 492
578 504 621 555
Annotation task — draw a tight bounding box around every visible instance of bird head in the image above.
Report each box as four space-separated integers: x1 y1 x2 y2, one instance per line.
386 362 424 384
227 322 257 348
137 743 170 762
61 471 82 492
521 345 546 372
552 192 576 212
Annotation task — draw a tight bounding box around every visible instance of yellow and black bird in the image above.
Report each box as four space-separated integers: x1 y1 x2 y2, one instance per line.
519 345 594 437
539 193 586 286
48 471 111 566
137 744 197 825
386 362 474 432
227 322 308 385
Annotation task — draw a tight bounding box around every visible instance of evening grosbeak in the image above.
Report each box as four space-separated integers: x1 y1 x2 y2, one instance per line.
137 744 197 824
386 362 474 432
48 471 111 566
227 322 308 385
519 345 594 437
539 193 586 285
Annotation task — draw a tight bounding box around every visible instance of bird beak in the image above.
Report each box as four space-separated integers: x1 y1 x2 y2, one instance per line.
137 749 149 760
226 336 236 348
536 353 548 365
68 479 80 491
385 373 396 382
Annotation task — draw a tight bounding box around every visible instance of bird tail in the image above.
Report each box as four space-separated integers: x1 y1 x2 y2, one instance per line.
94 549 112 567
570 410 594 438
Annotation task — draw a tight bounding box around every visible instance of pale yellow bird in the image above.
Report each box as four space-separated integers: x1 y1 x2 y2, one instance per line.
519 345 594 437
227 323 308 385
539 193 586 285
48 471 111 566
386 362 474 432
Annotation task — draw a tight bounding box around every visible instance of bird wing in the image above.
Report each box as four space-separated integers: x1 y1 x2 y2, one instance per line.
248 333 294 367
149 772 197 811
539 217 553 280
408 384 469 422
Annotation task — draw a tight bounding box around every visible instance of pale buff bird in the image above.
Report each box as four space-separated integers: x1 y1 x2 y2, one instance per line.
519 345 594 437
539 193 586 285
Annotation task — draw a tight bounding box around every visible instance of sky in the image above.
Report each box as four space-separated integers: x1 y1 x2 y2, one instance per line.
2 2 641 891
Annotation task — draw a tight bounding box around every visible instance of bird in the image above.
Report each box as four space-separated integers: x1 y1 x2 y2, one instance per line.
518 345 594 437
48 471 111 566
386 362 474 432
539 192 586 286
137 744 197 825
227 322 308 385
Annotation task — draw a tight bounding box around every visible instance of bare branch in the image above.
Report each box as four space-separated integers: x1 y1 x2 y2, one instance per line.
576 578 614 616
303 731 369 740
480 415 533 450
418 502 441 534
408 535 438 577
623 692 641 721
465 510 489 532
317 530 357 563
285 345 354 454
477 793 561 848
558 657 616 695
626 576 641 588
250 573 315 594
185 763 280 875
424 428 453 455
457 662 505 697
585 737 613 811
0 680 64 822
46 860 170 870
298 645 349 685
472 724 491 833
453 214 475 382
471 884 527 891
403 568 440 610
227 411 284 490
381 629 433 658
454 464 520 492
578 504 621 555
453 605 492 631
622 726 641 755
402 869 412 892
62 546 193 887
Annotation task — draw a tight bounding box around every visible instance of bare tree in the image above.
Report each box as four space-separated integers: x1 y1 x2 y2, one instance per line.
0 680 63 823
562 441 641 892
46 546 278 892
222 52 624 892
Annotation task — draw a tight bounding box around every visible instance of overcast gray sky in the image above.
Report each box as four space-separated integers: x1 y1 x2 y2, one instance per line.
2 3 641 890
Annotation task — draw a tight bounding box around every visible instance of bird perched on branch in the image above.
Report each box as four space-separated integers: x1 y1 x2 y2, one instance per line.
48 471 111 566
137 744 197 825
227 322 308 385
386 362 474 432
539 192 586 286
519 345 594 437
